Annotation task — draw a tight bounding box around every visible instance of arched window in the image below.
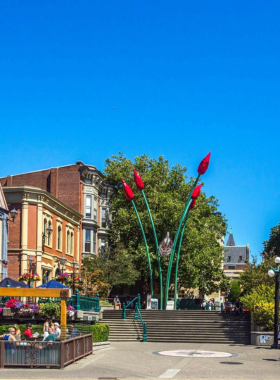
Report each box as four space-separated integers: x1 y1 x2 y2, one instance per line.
44 218 47 237
67 231 70 254
57 226 61 250
48 221 52 245
70 232 74 255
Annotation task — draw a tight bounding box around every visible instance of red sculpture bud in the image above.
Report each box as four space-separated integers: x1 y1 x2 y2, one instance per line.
189 199 196 210
133 169 145 191
198 152 211 175
122 180 134 201
191 184 202 200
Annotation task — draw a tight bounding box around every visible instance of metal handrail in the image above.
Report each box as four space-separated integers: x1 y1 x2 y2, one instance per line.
122 294 141 319
134 303 147 342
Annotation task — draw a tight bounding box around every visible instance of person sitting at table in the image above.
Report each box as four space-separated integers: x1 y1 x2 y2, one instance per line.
44 326 56 342
13 324 21 340
0 327 17 341
53 323 61 339
23 323 33 339
69 325 81 337
113 295 122 310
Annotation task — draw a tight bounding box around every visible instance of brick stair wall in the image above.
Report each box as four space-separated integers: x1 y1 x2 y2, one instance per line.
100 310 251 344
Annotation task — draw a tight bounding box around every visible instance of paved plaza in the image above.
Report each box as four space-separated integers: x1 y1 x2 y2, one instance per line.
0 342 279 379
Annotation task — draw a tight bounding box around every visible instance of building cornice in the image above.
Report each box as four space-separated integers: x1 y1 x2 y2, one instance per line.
3 186 83 225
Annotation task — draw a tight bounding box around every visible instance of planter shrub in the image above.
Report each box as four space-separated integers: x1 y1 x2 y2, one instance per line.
0 324 44 336
90 324 110 342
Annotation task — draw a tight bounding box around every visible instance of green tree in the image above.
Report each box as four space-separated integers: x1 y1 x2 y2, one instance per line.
263 222 280 258
103 153 229 295
229 279 241 302
82 244 139 297
239 256 275 295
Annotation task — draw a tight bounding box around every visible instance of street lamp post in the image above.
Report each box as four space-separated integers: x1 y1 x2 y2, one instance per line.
267 256 280 349
27 256 34 304
60 254 67 276
28 256 34 288
42 226 53 245
72 260 78 294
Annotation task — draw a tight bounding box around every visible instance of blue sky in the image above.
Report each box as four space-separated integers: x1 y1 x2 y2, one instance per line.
1 1 280 260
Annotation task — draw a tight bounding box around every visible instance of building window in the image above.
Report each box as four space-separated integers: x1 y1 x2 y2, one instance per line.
44 218 47 237
100 239 106 257
42 270 51 284
238 256 243 262
93 230 97 254
228 265 236 270
101 207 107 228
67 231 70 254
57 226 62 250
70 232 74 255
93 196 97 221
85 229 91 253
47 221 52 246
227 256 231 262
86 195 92 218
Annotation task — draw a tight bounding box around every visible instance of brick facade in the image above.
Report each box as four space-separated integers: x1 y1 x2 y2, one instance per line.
3 186 83 285
1 162 114 259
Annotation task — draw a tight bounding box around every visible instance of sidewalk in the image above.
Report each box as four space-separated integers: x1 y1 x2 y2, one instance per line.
0 342 279 379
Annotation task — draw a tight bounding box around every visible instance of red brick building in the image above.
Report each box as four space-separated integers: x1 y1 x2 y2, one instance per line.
3 186 83 284
0 162 113 264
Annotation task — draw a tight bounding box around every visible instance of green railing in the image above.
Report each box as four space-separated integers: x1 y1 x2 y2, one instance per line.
134 302 147 342
68 290 100 312
122 294 141 319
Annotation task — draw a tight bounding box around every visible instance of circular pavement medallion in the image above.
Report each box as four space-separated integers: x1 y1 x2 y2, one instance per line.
156 350 233 358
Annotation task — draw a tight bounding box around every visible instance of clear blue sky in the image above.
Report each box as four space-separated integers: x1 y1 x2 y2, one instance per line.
1 1 280 261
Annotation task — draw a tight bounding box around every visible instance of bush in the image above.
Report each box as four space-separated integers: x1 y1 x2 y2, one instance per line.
0 324 44 336
241 285 277 330
90 324 110 342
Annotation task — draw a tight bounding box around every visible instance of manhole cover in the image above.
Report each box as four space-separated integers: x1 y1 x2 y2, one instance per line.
156 350 233 358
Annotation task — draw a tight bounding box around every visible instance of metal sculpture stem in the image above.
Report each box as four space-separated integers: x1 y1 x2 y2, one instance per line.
131 200 154 296
165 175 200 307
174 205 191 310
141 190 163 309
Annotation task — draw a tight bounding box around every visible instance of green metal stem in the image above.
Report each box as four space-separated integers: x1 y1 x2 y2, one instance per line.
141 190 163 310
165 175 200 307
131 200 154 297
174 204 191 310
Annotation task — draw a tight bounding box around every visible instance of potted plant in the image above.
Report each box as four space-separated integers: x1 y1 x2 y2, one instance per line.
41 302 60 318
55 273 70 284
18 274 30 282
67 306 76 320
30 274 41 282
18 303 43 318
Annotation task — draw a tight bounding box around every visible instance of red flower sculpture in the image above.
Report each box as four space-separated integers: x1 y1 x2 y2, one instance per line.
133 169 145 191
122 180 134 201
189 199 196 210
198 152 211 175
191 184 202 200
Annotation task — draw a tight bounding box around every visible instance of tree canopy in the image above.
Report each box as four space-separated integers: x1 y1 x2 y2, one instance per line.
102 153 229 296
262 222 280 258
239 256 275 295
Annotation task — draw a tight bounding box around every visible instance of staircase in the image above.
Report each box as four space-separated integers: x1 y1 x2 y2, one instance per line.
100 309 251 344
